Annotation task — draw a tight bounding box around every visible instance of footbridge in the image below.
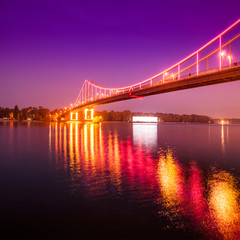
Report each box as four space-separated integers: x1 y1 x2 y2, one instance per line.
63 19 240 120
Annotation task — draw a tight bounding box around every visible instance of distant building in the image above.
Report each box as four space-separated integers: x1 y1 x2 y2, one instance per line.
132 116 158 123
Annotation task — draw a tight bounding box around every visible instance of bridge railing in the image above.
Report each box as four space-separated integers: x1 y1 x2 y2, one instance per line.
73 19 240 108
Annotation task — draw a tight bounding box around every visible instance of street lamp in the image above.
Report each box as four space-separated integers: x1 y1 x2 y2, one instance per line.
228 55 232 67
163 72 168 82
220 51 225 70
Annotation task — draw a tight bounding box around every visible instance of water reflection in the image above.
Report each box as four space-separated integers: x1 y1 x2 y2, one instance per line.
208 171 240 239
133 123 157 148
50 122 157 195
156 149 240 239
49 122 240 239
49 124 51 156
221 124 226 155
157 149 184 210
188 161 206 223
221 124 230 156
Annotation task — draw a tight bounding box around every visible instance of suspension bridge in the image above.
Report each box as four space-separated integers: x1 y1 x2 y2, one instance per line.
61 19 240 121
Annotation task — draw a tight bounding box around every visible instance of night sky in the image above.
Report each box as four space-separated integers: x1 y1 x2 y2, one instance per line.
1 0 240 118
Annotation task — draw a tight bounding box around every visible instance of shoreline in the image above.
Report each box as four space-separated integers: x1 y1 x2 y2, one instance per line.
0 119 47 123
0 118 240 125
1 119 238 125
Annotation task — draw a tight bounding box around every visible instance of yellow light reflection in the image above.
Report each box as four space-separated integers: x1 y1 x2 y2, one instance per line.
157 149 184 209
64 125 67 160
99 123 105 170
69 122 74 162
221 124 225 155
75 122 80 164
208 171 240 239
90 124 94 158
59 123 62 155
84 123 89 162
55 122 58 161
83 123 96 175
107 131 122 192
67 122 81 172
49 124 52 155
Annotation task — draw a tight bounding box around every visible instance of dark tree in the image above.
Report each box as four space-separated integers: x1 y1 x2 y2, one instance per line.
13 105 20 120
122 110 131 121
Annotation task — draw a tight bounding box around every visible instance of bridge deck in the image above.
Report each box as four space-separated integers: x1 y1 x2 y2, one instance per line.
72 65 240 111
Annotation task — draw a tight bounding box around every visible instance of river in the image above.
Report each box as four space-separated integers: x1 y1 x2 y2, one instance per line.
0 121 240 239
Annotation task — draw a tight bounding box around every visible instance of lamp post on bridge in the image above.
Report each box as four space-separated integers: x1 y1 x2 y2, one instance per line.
220 51 224 69
220 51 232 68
228 55 232 67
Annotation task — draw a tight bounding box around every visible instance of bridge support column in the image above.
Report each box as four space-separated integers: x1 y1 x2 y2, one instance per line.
84 108 94 121
70 112 79 121
68 109 94 122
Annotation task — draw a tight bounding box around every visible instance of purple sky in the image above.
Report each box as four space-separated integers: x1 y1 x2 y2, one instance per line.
0 0 240 118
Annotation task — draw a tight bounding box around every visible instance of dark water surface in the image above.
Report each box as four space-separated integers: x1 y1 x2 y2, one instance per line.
1 121 240 239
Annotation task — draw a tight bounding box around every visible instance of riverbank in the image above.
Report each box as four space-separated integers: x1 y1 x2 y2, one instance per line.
0 119 45 123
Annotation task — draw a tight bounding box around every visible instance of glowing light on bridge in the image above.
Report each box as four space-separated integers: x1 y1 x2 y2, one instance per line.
228 55 232 66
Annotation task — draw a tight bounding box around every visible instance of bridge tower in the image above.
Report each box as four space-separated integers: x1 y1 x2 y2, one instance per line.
84 108 94 121
70 112 78 121
69 108 94 121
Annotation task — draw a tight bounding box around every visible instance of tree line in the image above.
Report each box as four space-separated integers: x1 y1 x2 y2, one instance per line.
95 110 213 123
95 110 132 121
0 105 215 123
0 105 52 121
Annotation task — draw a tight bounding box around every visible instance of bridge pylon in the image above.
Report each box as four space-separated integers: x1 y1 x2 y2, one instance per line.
68 108 94 122
70 112 79 121
84 108 94 121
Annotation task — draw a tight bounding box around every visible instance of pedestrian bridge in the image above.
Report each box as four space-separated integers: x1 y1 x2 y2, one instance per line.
63 19 240 120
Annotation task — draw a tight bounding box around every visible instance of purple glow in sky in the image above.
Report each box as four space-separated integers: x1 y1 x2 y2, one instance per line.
0 0 240 118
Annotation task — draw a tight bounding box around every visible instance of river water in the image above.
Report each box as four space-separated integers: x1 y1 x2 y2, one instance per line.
0 121 240 239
